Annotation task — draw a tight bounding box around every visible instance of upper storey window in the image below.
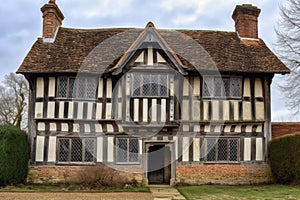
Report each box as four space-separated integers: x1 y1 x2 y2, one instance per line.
57 77 97 99
132 74 168 97
203 76 241 98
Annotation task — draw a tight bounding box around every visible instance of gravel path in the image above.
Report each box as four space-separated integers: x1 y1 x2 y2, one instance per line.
0 192 153 200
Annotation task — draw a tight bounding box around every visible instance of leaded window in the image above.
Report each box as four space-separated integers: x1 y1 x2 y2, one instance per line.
57 138 96 163
203 76 241 98
132 74 168 97
205 138 239 162
57 77 97 99
116 138 139 164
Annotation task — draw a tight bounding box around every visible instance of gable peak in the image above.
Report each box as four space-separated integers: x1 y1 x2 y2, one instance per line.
146 21 155 28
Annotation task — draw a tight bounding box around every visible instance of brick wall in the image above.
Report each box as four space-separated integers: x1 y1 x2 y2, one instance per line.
176 163 272 185
272 122 300 138
27 165 144 184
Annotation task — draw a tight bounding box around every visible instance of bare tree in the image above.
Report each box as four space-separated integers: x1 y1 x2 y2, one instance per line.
276 0 300 115
0 73 29 129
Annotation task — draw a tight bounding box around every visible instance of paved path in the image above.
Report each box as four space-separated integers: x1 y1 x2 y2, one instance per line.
150 185 186 200
0 192 153 200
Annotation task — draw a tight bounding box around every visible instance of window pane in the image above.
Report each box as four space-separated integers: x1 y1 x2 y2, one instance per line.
151 75 159 96
117 139 128 162
71 139 83 162
206 139 216 161
231 78 241 97
217 139 228 161
133 74 141 96
214 77 222 97
77 78 86 98
142 75 151 96
160 75 168 97
58 77 68 98
86 79 96 99
85 139 95 162
69 78 76 98
58 139 69 162
223 78 230 97
204 77 213 97
129 139 139 162
229 139 239 161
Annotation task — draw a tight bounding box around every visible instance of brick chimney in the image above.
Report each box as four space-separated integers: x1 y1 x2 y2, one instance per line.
41 0 64 38
232 4 261 39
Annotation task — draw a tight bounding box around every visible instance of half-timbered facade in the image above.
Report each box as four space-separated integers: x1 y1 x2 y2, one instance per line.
18 1 289 185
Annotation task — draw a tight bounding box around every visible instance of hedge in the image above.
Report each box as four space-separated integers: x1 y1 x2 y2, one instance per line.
269 133 300 184
0 125 29 186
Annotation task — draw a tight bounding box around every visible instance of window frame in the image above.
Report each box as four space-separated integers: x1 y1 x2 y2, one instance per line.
203 137 240 163
116 137 140 165
131 73 169 98
56 137 96 165
203 76 242 99
57 76 98 100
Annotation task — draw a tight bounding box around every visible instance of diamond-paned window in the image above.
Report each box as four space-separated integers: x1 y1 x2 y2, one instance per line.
57 77 97 99
116 138 139 164
57 138 95 164
205 138 239 162
132 74 169 97
58 77 68 98
203 76 241 98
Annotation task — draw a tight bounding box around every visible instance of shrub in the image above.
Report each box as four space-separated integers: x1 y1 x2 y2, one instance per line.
65 164 139 190
0 125 29 186
269 133 300 184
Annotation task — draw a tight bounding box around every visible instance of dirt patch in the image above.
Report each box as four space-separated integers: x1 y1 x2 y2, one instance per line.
0 192 153 200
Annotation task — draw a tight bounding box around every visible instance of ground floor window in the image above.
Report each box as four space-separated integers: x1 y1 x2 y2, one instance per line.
204 138 239 163
116 138 139 164
57 137 96 164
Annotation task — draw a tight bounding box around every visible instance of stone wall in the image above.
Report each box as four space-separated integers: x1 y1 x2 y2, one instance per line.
272 122 300 138
176 163 272 185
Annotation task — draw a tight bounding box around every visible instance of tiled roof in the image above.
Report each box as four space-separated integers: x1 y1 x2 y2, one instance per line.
17 27 290 74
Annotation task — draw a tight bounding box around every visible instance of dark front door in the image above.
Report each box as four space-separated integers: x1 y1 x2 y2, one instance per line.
147 144 171 184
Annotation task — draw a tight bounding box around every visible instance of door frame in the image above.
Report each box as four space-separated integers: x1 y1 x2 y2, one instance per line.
144 141 176 185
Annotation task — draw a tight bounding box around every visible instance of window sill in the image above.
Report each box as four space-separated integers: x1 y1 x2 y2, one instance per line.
115 162 141 165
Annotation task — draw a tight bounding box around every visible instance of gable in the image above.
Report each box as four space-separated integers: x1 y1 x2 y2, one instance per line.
111 22 186 75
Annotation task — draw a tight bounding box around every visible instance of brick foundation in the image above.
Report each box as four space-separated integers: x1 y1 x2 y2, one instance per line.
27 165 144 184
176 163 272 185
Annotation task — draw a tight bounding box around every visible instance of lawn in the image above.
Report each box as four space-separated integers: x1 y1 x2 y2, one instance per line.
177 185 300 200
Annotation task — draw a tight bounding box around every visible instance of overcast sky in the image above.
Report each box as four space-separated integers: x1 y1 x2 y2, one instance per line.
0 0 296 121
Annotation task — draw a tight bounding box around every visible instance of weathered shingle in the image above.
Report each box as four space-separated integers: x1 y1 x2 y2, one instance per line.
17 27 289 74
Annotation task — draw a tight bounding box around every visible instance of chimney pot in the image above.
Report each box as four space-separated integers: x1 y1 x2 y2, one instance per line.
232 4 261 39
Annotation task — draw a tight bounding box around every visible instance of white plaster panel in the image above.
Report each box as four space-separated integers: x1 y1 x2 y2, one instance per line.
48 77 56 97
37 122 45 131
106 78 112 98
244 138 251 161
223 101 230 121
182 137 190 162
243 78 251 97
98 78 103 98
106 103 112 119
181 100 189 120
77 102 83 119
161 99 166 122
47 102 55 118
58 101 65 118
143 98 148 122
35 102 43 119
193 101 201 121
255 78 263 98
243 102 252 120
68 102 74 119
61 123 68 132
48 136 57 162
134 99 139 122
49 123 56 131
151 99 157 122
97 137 103 162
256 138 263 161
35 136 45 162
193 77 200 96
107 136 114 162
256 102 265 120
36 77 44 98
96 103 102 120
212 101 219 120
193 138 200 162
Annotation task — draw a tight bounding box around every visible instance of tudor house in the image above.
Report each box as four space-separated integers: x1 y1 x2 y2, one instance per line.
18 1 289 185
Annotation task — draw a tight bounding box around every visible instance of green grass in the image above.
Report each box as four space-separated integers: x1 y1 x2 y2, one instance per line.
0 184 150 193
177 185 300 200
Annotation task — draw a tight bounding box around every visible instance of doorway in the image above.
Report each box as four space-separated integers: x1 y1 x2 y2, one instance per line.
147 144 171 184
